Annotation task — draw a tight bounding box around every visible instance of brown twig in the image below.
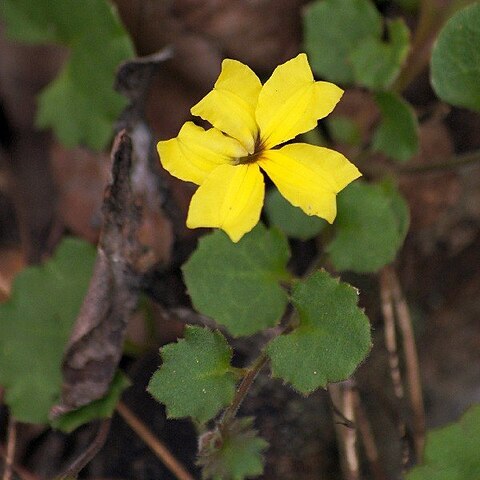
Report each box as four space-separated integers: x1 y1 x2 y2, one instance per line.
353 390 388 480
54 418 111 480
380 272 405 401
329 381 360 480
379 268 409 470
386 267 426 461
115 401 194 480
0 444 40 480
2 416 16 480
400 148 480 174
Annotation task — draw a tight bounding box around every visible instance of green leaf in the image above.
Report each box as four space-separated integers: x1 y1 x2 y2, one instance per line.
351 19 410 90
431 3 480 112
0 238 96 423
326 180 410 273
304 0 382 84
327 116 362 146
266 270 371 394
182 224 290 337
265 189 326 240
372 91 419 162
51 371 130 433
198 418 268 480
406 404 480 480
383 180 410 242
148 326 236 424
1 0 135 149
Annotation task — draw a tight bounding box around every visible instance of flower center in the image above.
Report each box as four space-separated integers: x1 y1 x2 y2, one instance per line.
236 151 261 165
234 138 265 165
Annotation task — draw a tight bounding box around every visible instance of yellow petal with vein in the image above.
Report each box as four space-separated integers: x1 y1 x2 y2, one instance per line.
157 122 247 185
256 53 343 149
191 59 262 154
258 143 361 223
187 163 265 242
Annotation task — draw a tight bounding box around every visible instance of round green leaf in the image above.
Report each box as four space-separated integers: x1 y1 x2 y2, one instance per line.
0 238 96 423
148 326 236 424
407 404 480 480
372 91 419 163
351 19 410 90
266 270 371 394
182 224 290 337
431 4 480 112
326 180 410 273
304 0 382 84
265 188 326 240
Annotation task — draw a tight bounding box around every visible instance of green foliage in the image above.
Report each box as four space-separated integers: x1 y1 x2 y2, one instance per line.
198 418 268 480
431 3 480 112
148 326 236 423
304 0 409 88
304 0 382 84
406 404 480 480
265 188 326 240
327 116 362 146
0 238 96 423
182 225 290 337
266 270 371 394
326 180 409 273
1 0 135 149
52 371 130 433
373 91 419 162
350 19 410 90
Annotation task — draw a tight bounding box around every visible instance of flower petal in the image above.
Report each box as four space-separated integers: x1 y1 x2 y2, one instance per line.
258 143 361 223
187 163 265 242
256 53 344 149
190 59 262 154
157 122 247 185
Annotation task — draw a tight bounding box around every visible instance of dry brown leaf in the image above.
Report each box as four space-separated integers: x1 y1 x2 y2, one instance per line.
52 132 145 415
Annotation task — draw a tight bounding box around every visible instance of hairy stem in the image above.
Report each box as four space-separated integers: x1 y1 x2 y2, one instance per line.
219 353 268 431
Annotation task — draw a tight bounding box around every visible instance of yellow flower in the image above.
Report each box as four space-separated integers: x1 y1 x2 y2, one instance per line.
157 53 361 242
